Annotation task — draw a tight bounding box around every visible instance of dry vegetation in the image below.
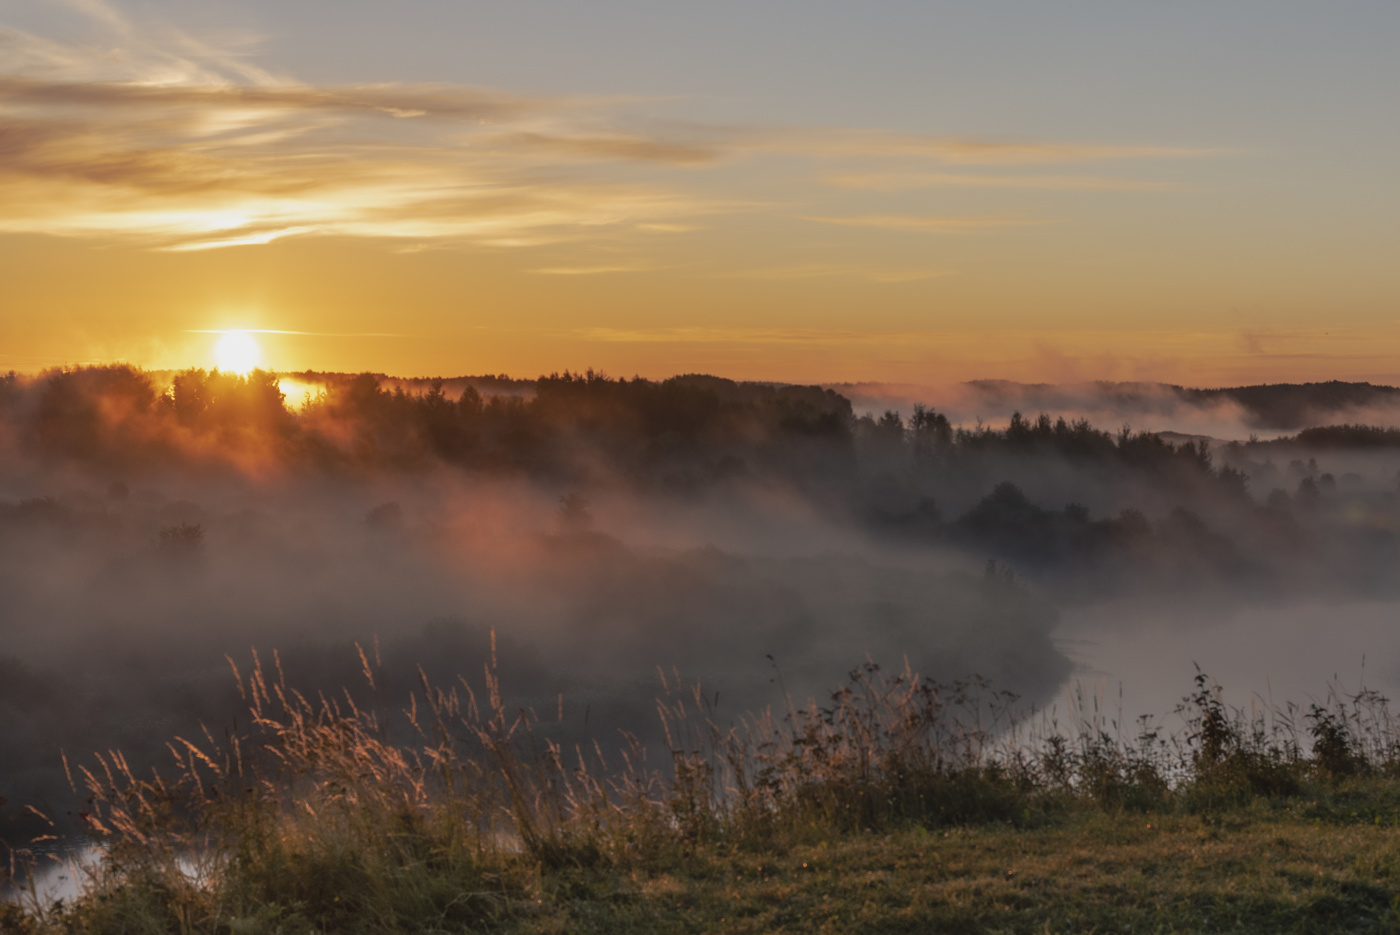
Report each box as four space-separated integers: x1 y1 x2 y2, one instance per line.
7 644 1400 933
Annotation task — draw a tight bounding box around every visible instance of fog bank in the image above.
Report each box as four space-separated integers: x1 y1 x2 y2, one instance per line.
8 366 1400 844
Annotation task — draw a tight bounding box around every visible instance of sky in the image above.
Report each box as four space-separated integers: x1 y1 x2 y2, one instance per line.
1 0 1397 385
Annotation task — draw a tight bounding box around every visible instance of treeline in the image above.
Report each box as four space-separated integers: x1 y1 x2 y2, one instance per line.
1185 380 1400 431
954 378 1400 432
10 364 1399 596
0 365 1254 483
1265 424 1400 449
0 366 1267 567
0 366 854 483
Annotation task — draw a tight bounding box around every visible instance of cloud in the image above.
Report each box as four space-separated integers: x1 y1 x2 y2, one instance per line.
186 329 405 337
800 214 1045 233
499 131 721 166
0 15 718 250
825 171 1176 192
745 129 1215 165
164 229 311 251
718 263 947 282
573 326 952 344
0 0 280 87
0 74 715 248
0 9 1218 252
0 76 535 121
529 264 654 275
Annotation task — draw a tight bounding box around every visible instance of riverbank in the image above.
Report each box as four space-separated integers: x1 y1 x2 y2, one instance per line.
8 656 1400 934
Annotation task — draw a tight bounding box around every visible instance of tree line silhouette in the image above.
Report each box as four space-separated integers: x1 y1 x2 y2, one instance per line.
6 364 1400 595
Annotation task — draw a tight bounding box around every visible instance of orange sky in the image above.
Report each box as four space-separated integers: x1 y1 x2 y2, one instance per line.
2 1 1398 386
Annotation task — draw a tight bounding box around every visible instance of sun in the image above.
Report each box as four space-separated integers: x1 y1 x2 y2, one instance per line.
215 331 262 375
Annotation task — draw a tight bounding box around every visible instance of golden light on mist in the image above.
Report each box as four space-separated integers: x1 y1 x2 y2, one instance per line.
215 331 262 375
278 378 322 411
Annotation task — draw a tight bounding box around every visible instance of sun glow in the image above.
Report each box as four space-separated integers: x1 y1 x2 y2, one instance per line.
278 378 322 410
215 331 262 375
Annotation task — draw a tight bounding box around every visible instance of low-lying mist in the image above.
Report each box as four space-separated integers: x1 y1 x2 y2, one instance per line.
6 365 1400 843
834 378 1400 440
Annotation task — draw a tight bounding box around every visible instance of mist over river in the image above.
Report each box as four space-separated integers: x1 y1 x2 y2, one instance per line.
7 368 1400 844
1055 599 1400 735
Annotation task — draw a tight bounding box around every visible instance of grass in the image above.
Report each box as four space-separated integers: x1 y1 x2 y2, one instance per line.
501 810 1400 934
8 645 1400 933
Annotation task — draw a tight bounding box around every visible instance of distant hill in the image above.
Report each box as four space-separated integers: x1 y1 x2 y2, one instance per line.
1182 381 1400 430
950 379 1400 431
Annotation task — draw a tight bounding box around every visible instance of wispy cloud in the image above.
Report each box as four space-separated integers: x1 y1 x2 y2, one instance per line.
186 329 405 337
826 172 1176 191
745 129 1215 165
573 327 923 345
529 263 655 275
1 0 280 86
0 73 713 249
800 214 1045 233
0 4 1217 252
723 263 947 282
498 131 721 166
0 11 717 250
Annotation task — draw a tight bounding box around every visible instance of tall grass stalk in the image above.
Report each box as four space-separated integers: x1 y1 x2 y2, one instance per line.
8 644 1400 933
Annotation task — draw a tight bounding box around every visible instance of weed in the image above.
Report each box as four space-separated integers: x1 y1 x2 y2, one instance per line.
8 651 1400 932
